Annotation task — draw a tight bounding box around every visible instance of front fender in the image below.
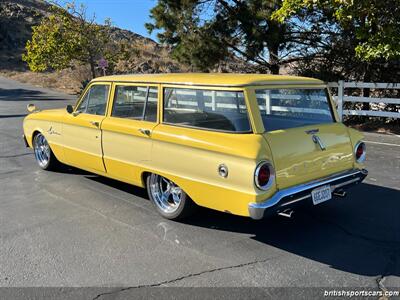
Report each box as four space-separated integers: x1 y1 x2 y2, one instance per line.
23 113 65 163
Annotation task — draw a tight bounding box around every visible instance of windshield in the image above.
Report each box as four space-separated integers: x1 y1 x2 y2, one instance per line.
255 88 334 132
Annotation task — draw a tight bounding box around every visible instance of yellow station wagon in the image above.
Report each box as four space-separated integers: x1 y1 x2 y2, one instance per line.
23 73 368 220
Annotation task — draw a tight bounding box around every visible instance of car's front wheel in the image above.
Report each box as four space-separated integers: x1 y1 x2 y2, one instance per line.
33 133 58 170
146 173 197 220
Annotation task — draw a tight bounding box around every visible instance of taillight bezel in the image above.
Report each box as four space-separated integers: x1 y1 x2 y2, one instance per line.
254 160 275 191
354 141 366 163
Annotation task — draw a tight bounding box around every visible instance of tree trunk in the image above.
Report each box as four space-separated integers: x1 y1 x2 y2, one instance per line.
269 64 280 75
268 45 280 74
89 61 96 79
88 53 97 79
362 65 371 111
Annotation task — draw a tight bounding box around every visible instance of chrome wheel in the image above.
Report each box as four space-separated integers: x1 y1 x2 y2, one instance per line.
149 174 183 214
33 133 51 168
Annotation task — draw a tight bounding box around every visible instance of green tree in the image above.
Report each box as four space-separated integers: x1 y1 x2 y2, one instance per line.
23 2 114 78
146 0 307 74
272 0 400 122
273 0 400 61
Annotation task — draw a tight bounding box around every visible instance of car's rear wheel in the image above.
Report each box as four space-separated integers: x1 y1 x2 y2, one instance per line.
147 173 197 220
33 133 58 170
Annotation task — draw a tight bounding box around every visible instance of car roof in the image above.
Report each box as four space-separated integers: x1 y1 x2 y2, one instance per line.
91 73 324 87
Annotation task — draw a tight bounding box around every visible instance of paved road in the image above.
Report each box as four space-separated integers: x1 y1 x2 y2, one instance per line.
0 76 399 298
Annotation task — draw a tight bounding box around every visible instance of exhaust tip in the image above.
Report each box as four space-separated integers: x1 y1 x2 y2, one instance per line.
278 209 294 218
333 190 347 197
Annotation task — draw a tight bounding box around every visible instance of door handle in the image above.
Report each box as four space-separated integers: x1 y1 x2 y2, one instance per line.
90 121 100 127
138 128 151 136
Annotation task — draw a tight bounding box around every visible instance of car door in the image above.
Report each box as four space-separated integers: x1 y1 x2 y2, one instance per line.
101 83 159 185
63 82 111 173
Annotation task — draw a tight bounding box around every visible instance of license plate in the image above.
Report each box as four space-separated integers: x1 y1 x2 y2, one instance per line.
311 185 332 205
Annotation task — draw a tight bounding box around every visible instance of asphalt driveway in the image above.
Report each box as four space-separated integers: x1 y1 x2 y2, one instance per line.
0 76 399 298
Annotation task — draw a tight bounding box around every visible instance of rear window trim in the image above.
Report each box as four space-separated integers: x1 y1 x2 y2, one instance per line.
162 122 253 134
255 87 337 132
162 87 253 134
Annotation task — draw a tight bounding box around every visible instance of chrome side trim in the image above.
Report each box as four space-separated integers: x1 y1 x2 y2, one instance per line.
248 169 368 220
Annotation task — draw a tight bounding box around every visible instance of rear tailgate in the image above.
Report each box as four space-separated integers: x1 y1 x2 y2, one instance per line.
263 123 354 189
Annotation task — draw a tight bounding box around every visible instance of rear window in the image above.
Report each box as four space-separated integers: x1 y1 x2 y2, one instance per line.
255 88 334 131
163 88 251 133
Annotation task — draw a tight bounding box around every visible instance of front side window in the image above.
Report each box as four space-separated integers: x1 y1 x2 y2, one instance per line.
76 84 109 115
76 91 89 113
163 88 251 133
112 85 158 121
255 88 334 131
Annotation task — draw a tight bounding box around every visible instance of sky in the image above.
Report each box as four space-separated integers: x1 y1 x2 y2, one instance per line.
62 0 159 41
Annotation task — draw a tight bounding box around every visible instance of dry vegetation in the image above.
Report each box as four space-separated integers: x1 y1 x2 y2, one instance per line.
0 0 188 94
113 40 188 75
0 39 188 95
0 65 92 94
0 0 261 95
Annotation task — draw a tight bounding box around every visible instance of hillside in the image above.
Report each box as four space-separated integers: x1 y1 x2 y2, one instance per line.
0 0 186 93
0 0 49 70
0 0 162 69
0 0 257 94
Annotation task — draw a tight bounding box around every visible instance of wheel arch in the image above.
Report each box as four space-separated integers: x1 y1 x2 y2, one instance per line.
31 130 64 164
141 170 200 205
141 171 151 188
31 130 42 144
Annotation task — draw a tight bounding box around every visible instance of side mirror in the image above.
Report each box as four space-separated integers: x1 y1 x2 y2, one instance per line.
27 103 37 113
66 105 74 114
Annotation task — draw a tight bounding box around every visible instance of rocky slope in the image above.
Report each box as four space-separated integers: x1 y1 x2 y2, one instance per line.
0 0 161 71
0 0 187 92
0 0 48 70
0 0 255 93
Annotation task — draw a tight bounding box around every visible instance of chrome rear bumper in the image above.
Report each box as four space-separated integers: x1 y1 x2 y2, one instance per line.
248 169 368 220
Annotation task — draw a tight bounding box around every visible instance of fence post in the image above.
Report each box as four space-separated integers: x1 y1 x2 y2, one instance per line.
337 80 344 121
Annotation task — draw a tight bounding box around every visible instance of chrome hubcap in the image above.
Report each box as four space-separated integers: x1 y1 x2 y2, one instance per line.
34 134 50 168
149 175 183 213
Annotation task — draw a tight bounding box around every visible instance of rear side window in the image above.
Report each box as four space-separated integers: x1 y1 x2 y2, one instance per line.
144 87 158 122
112 85 158 122
256 88 334 131
163 88 251 133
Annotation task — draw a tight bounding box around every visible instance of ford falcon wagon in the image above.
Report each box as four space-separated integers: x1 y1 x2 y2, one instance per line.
23 73 368 220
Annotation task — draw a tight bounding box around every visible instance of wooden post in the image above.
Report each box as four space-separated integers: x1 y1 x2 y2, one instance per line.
338 80 344 121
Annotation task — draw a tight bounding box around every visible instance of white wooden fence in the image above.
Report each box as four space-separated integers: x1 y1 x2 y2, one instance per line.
328 81 400 121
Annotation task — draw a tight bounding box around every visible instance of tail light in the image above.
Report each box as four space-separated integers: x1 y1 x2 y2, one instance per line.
254 161 275 191
354 141 366 163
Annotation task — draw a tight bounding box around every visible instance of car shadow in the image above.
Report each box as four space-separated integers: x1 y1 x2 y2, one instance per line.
0 88 68 101
79 176 400 278
84 174 149 199
0 113 27 118
182 183 400 278
54 164 92 175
